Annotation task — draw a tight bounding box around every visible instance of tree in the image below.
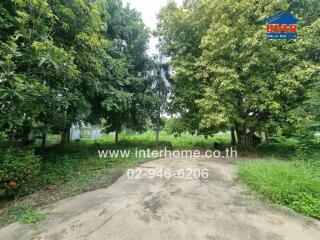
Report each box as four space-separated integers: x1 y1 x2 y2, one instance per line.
164 117 187 137
0 0 155 147
0 0 81 145
157 0 215 135
289 16 320 153
97 1 153 143
150 55 170 148
48 0 110 146
157 0 320 146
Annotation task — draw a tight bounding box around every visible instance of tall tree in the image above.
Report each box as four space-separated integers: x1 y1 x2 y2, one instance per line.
97 1 153 143
0 0 154 147
0 0 80 145
150 55 170 148
157 0 320 146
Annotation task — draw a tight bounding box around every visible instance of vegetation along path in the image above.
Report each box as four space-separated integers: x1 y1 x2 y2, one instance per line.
1 157 320 240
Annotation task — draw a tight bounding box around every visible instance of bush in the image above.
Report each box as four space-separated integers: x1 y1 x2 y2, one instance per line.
256 137 298 158
237 160 320 219
0 148 41 197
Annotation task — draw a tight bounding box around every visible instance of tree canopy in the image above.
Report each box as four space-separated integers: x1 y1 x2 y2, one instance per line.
157 0 320 146
0 0 158 144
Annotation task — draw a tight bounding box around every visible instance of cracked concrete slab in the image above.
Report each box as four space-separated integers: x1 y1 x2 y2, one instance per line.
0 157 320 240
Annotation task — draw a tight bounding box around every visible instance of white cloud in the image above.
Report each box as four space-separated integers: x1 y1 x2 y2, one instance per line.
123 0 182 55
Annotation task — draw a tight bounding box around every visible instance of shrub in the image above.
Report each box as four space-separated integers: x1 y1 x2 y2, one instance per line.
0 148 41 197
256 137 298 158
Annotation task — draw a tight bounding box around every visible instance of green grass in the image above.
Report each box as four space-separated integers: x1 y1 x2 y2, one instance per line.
294 155 320 179
237 160 320 219
96 131 230 149
6 203 47 228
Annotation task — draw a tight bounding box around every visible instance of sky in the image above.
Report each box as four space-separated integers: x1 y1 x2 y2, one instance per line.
122 0 182 55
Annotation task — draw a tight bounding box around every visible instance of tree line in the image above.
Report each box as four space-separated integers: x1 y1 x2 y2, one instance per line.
157 0 320 147
0 0 166 146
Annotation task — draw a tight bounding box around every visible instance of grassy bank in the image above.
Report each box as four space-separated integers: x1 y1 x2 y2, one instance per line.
237 160 320 220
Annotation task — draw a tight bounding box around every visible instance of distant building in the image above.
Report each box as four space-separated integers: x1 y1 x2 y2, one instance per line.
70 124 103 141
70 125 81 140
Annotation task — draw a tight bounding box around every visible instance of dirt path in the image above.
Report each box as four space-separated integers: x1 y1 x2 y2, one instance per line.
1 157 320 240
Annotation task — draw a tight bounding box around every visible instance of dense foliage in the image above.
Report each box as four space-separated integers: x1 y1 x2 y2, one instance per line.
0 0 156 145
0 148 40 197
157 0 320 146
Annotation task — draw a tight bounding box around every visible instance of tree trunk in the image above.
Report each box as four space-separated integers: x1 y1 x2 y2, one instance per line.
41 133 46 148
22 121 32 146
265 131 269 144
67 128 70 143
246 132 253 146
60 125 71 147
235 124 241 146
115 130 119 144
155 110 160 148
156 128 160 148
60 129 67 146
235 125 252 148
231 127 236 146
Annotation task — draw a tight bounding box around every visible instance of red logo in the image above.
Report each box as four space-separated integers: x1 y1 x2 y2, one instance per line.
266 24 297 33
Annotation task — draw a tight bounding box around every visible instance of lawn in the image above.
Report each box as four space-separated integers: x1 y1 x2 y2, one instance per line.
237 136 320 220
237 160 320 220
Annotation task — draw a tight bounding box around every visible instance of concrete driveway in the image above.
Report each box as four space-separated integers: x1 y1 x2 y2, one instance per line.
1 157 320 240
